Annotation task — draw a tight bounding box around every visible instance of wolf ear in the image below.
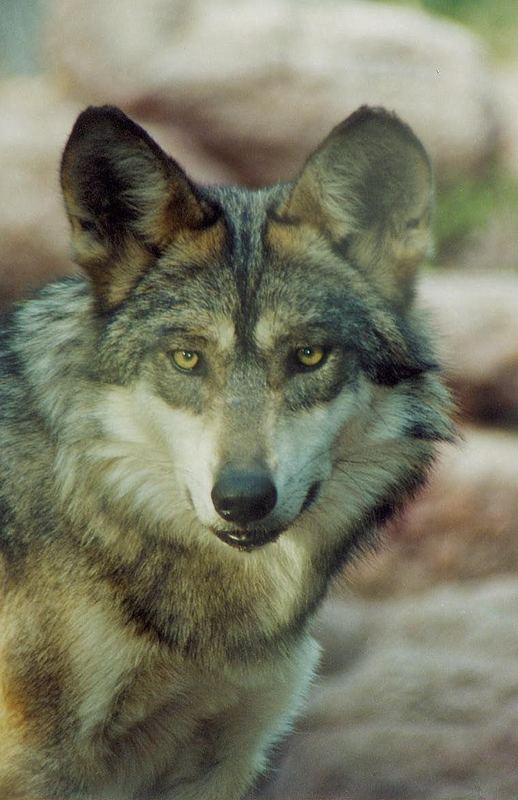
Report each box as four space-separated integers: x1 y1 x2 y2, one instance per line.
278 106 433 309
61 106 217 309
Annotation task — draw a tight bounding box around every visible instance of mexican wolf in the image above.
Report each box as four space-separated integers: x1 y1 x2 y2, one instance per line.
0 105 453 799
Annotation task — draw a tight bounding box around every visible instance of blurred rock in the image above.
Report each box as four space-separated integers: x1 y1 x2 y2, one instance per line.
0 75 236 307
495 63 518 179
420 271 518 425
252 578 518 800
448 208 518 274
45 0 496 186
0 76 77 306
346 426 518 597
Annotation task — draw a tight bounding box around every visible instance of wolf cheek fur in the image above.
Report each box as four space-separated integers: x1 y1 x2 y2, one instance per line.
0 105 453 799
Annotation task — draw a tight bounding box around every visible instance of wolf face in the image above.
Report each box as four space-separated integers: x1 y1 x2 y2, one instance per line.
57 106 451 561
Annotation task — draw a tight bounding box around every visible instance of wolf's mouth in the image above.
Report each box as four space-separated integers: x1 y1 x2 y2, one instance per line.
212 527 283 552
301 481 321 512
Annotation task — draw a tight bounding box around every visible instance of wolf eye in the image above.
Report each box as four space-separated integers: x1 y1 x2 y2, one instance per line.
171 350 200 372
295 346 326 369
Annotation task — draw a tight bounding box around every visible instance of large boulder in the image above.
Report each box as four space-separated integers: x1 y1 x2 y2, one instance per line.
419 272 518 425
45 0 496 186
252 578 518 800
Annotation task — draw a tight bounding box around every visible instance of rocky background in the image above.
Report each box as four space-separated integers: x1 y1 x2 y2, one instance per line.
1 1 518 798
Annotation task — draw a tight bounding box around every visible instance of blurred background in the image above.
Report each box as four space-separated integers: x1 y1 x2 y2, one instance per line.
1 1 517 798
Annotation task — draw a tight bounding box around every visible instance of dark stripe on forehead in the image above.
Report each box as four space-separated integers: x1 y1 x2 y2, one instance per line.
225 194 271 342
233 204 254 304
178 183 285 348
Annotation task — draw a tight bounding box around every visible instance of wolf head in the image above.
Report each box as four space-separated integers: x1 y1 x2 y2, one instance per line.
59 106 451 557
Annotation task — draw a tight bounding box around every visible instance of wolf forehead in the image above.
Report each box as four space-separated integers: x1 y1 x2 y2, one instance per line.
118 185 361 337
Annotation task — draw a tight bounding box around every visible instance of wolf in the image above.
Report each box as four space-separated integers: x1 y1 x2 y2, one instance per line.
0 105 453 799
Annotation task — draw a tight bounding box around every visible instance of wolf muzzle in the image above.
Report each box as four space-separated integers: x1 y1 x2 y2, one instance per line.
210 465 323 551
211 464 282 550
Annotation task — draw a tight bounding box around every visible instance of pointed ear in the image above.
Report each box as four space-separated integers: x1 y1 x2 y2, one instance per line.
278 106 433 309
60 106 218 309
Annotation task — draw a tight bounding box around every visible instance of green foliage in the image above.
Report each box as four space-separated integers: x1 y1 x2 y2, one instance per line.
422 0 491 17
434 167 518 260
374 0 518 58
422 0 518 57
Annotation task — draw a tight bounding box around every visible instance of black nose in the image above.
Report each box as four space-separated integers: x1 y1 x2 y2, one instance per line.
211 466 277 525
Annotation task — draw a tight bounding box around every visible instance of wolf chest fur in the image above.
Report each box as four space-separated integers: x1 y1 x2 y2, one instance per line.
0 105 453 799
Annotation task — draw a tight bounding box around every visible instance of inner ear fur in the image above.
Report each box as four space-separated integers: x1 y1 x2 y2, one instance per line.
61 105 217 309
279 106 433 310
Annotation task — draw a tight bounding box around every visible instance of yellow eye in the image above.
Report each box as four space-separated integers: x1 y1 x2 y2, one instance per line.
171 350 200 371
296 345 325 368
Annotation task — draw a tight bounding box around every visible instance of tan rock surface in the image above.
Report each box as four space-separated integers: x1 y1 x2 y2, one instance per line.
495 63 518 179
420 272 518 425
0 76 78 305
